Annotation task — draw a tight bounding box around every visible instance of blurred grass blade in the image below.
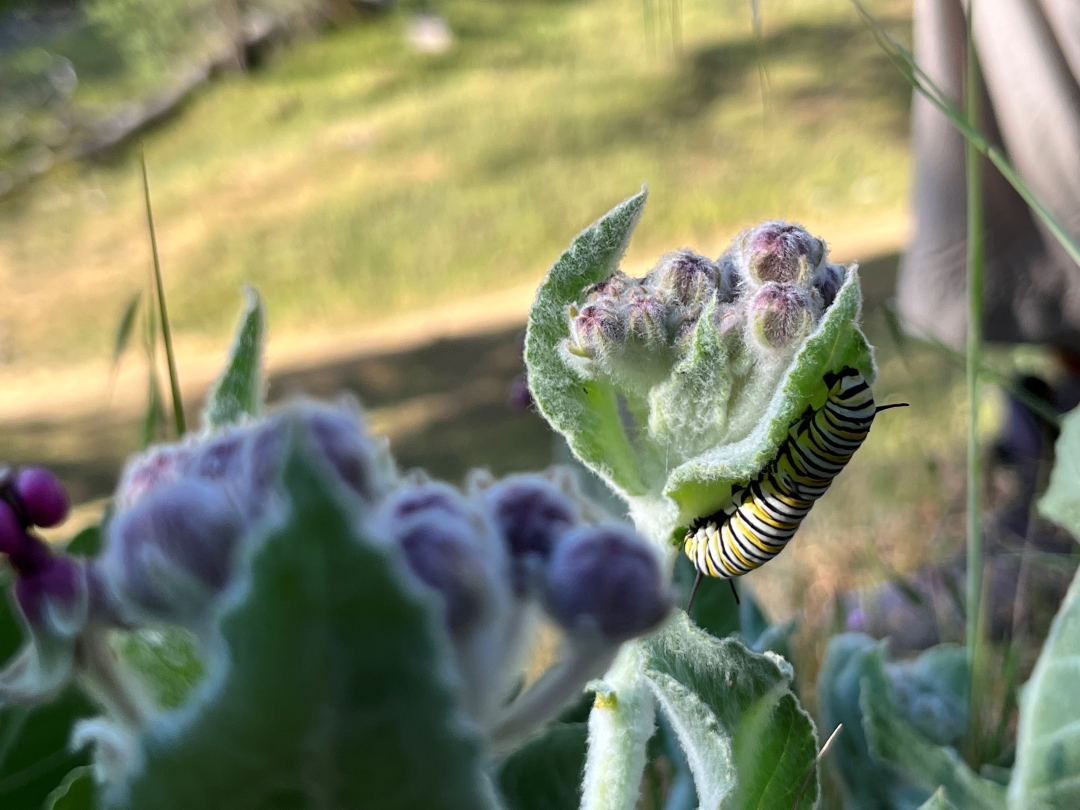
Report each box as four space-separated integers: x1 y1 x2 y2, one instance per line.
112 293 141 366
142 371 165 449
963 0 984 707
851 0 1080 269
749 0 772 111
140 147 186 438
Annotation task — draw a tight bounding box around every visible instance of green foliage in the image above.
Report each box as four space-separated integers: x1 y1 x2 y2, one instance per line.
0 578 94 810
861 646 1005 810
1008 561 1080 809
203 287 266 430
114 629 203 711
1039 405 1080 541
642 613 819 809
498 723 587 810
525 187 652 501
43 767 95 810
103 433 493 810
916 788 958 810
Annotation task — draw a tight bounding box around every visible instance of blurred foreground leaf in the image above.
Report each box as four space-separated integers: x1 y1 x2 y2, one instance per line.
861 646 1004 810
105 434 492 810
917 788 958 810
204 287 266 430
0 578 93 810
1008 563 1080 809
498 723 587 810
43 767 95 810
1039 405 1080 542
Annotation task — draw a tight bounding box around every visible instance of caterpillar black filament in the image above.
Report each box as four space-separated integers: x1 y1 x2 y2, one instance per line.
684 367 906 607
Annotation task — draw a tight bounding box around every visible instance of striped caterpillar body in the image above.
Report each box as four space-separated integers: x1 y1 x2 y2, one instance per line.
683 367 905 604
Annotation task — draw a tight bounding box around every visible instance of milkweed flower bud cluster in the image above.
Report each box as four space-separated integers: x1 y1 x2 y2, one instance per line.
549 218 858 524
0 397 670 766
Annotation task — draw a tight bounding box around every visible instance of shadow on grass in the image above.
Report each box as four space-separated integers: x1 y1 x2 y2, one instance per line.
0 326 556 506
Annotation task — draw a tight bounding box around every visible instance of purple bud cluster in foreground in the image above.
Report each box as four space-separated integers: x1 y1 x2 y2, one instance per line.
98 399 390 629
564 221 847 367
82 400 669 646
380 474 670 644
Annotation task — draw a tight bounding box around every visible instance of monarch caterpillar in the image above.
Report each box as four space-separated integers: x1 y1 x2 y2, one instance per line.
684 367 907 607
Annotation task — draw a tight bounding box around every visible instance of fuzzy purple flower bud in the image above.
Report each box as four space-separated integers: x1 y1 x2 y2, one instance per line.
383 481 473 526
14 467 70 529
583 271 631 302
624 286 668 349
15 555 88 639
186 429 246 483
567 301 626 359
115 445 192 512
394 516 492 636
543 524 670 641
646 250 721 308
809 262 845 316
483 475 578 594
748 282 812 351
0 500 27 556
98 479 246 627
301 402 386 503
740 221 824 286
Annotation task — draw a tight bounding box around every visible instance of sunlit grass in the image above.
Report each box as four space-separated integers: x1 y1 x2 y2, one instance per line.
0 0 911 369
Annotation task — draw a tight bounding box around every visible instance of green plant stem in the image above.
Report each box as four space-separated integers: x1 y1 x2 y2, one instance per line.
140 147 186 437
964 5 983 657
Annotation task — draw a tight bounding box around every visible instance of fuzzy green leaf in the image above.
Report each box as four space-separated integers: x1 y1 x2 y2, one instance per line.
203 287 266 430
861 647 1005 810
498 723 587 810
664 266 874 524
643 613 819 809
43 767 95 810
104 435 492 810
1039 405 1080 542
917 788 959 810
647 298 733 463
1008 563 1080 810
524 188 653 499
115 628 203 711
645 668 737 809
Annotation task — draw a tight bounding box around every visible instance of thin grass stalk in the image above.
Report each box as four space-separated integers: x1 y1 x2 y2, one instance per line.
963 0 983 661
140 147 186 437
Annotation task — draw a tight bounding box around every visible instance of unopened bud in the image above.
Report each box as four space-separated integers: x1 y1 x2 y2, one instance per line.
543 525 670 641
15 555 89 639
624 287 667 349
13 467 69 529
809 262 845 316
739 221 824 286
390 513 494 637
583 271 631 302
748 283 812 351
383 481 473 526
567 301 625 359
115 445 192 512
186 429 246 484
98 479 246 627
483 475 578 594
645 250 720 308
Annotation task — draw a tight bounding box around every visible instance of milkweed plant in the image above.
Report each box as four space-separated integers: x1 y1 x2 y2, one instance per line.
2 188 1079 810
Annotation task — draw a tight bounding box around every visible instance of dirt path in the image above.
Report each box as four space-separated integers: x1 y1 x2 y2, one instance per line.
0 210 909 425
